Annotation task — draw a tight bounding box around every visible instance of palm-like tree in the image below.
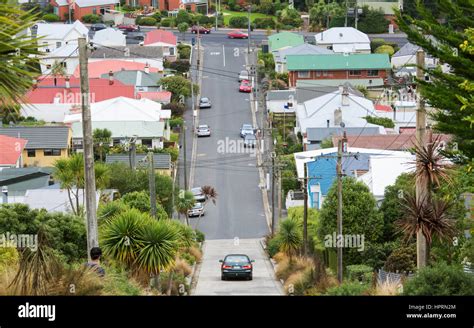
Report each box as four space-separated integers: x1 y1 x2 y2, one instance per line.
93 128 112 162
0 2 42 107
278 218 303 264
194 185 217 230
175 190 195 226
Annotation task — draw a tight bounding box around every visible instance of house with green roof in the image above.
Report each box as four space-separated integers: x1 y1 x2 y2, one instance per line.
268 32 305 52
286 53 391 88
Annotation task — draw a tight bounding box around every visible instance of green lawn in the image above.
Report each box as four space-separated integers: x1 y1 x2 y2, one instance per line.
222 10 275 25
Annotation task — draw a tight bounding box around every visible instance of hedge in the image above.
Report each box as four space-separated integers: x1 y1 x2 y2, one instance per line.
42 13 60 22
253 17 275 29
229 16 248 28
82 14 101 24
137 17 157 26
365 116 395 128
160 18 176 27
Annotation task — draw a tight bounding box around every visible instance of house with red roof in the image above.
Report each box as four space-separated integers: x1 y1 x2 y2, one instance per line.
21 76 135 122
72 60 161 78
0 135 28 168
124 0 204 12
51 0 119 22
143 30 177 59
136 91 172 104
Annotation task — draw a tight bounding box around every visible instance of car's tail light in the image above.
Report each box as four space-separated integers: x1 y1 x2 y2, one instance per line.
242 265 252 269
222 265 232 269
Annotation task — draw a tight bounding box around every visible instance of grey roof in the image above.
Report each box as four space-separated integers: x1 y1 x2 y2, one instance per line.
0 167 53 184
266 90 296 101
296 83 363 103
306 127 382 142
89 45 163 59
0 126 70 149
106 153 171 170
100 70 162 87
274 43 333 63
392 42 420 58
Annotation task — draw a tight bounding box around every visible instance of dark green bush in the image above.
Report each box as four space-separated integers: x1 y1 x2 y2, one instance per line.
384 245 416 273
365 116 395 128
82 14 101 24
160 18 175 27
325 282 371 295
346 264 373 283
253 17 276 29
137 17 157 26
42 13 59 22
267 236 281 257
195 229 205 243
229 16 248 28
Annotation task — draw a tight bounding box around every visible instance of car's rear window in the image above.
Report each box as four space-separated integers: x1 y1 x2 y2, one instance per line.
225 255 249 264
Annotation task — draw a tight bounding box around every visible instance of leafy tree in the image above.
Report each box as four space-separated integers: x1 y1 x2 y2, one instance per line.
277 218 303 263
319 177 384 265
175 190 195 225
122 191 151 213
384 244 416 273
403 262 474 295
159 75 199 103
176 9 191 25
375 45 395 56
357 6 389 34
395 0 474 160
177 22 189 40
259 0 274 15
93 128 112 162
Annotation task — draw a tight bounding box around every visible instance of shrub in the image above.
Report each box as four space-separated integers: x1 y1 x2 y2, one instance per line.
364 115 395 128
97 200 129 224
160 18 175 27
169 117 184 128
284 267 313 295
151 11 162 22
0 246 19 271
253 17 276 29
195 229 205 243
384 245 416 273
325 282 371 295
229 16 248 28
346 264 373 284
370 38 386 52
122 191 151 213
187 245 202 263
176 9 191 24
173 258 193 276
102 266 143 295
178 44 191 59
137 17 157 26
403 262 474 296
267 236 282 257
375 45 395 56
164 59 190 73
82 14 101 24
42 13 59 22
180 252 196 266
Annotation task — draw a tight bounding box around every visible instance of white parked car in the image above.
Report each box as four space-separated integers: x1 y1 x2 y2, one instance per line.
239 70 249 82
188 202 204 217
196 124 211 137
199 97 212 109
240 123 254 138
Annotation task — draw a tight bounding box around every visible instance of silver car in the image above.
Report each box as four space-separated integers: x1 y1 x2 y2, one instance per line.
197 124 211 137
199 97 211 109
244 134 257 148
191 187 206 202
188 202 204 217
240 124 254 138
239 70 249 82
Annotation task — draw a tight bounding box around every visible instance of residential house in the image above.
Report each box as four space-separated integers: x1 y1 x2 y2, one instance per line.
306 126 383 150
92 28 126 47
73 59 161 78
100 70 163 93
268 32 304 52
273 43 333 73
295 86 385 146
0 167 54 204
357 0 402 28
391 42 439 69
125 0 204 11
33 20 88 53
143 30 177 59
294 147 414 208
0 135 28 168
72 121 166 151
0 126 71 167
106 153 172 176
287 53 391 88
51 0 119 21
314 27 371 54
40 44 79 75
88 45 164 70
23 188 101 213
21 77 135 122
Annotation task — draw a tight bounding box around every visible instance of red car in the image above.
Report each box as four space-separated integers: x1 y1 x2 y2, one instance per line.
239 80 252 93
117 24 140 32
228 30 248 39
191 25 210 34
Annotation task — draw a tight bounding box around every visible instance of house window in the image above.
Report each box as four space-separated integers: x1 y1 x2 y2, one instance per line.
27 149 36 157
322 71 328 76
349 70 361 76
298 71 310 78
113 139 121 146
43 149 61 156
46 64 52 69
169 47 175 56
56 41 62 48
316 71 321 77
367 70 379 76
141 139 153 148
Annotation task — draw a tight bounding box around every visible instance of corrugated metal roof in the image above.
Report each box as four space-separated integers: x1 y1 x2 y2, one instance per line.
106 153 171 169
0 126 70 149
72 121 164 138
307 127 382 142
287 53 391 70
89 45 163 59
268 32 304 51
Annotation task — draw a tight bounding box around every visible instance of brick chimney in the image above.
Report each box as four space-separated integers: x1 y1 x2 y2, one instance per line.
108 70 114 85
144 63 150 74
65 75 70 89
334 108 342 126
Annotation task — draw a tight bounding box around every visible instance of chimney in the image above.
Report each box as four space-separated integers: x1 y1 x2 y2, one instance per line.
341 86 349 106
326 119 330 128
144 63 150 74
109 70 114 85
32 79 37 90
334 108 342 126
65 75 70 89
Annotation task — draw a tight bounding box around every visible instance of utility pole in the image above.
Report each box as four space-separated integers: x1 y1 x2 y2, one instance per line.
344 0 348 27
354 3 358 30
278 169 282 220
78 37 98 261
197 21 201 67
271 152 276 236
183 121 188 190
247 5 251 55
303 162 308 255
336 138 344 283
129 137 136 170
415 49 427 269
148 151 157 218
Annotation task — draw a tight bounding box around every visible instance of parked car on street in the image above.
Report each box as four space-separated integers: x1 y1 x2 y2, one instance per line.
191 25 211 34
220 254 254 280
239 70 249 82
196 124 211 137
188 202 204 217
239 80 252 93
244 134 257 148
90 23 107 31
199 97 211 109
191 187 206 202
227 30 248 39
240 124 254 138
117 24 140 32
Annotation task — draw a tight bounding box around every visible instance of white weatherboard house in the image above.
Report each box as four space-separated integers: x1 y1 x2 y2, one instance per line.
92 28 126 47
35 20 88 53
295 87 385 141
40 44 79 75
314 27 370 54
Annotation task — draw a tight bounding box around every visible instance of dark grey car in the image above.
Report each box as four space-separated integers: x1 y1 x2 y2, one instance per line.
220 254 254 280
